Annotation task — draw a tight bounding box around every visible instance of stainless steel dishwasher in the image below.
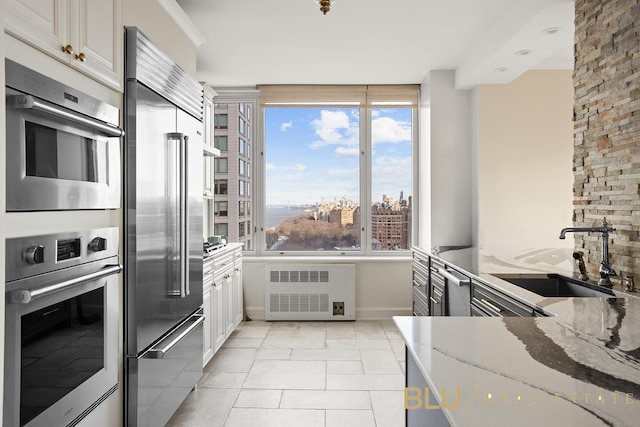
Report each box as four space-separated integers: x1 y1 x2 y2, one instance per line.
439 267 471 316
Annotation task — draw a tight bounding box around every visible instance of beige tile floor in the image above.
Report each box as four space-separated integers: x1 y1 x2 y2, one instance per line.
167 320 406 427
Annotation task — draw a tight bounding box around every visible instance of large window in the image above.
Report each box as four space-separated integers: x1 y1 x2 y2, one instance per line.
214 201 228 217
214 136 228 151
214 179 228 195
371 107 413 251
214 223 228 240
260 85 417 254
214 158 228 173
214 113 228 129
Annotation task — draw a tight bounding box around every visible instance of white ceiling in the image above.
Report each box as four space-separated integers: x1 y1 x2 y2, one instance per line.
175 0 574 89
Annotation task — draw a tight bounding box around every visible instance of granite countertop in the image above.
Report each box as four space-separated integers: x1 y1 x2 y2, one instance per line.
398 246 640 426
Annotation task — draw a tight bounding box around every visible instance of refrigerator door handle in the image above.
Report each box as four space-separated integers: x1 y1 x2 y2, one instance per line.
144 312 204 359
181 135 190 297
167 132 185 298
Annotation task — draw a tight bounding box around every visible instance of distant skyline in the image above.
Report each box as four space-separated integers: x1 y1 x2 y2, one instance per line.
265 107 412 205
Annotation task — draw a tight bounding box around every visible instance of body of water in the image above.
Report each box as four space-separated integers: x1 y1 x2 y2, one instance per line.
265 207 309 228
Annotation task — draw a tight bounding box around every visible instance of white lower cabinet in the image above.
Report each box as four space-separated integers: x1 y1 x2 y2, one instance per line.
203 244 243 366
202 285 214 364
212 279 226 352
233 258 243 327
220 267 235 338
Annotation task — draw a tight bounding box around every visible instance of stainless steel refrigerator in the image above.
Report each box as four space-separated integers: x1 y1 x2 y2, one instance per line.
124 27 204 427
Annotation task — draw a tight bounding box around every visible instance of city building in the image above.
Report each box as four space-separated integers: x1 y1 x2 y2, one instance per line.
371 195 412 250
213 102 253 250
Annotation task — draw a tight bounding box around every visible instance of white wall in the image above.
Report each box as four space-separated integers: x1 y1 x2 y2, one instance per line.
475 70 574 249
123 0 197 74
420 71 474 249
242 257 413 320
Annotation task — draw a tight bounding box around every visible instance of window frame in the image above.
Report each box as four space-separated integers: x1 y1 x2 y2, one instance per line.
257 85 419 257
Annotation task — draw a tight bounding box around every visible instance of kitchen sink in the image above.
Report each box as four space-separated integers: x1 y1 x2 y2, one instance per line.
495 274 617 298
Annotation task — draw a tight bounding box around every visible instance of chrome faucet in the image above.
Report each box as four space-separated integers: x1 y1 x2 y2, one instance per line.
559 218 616 288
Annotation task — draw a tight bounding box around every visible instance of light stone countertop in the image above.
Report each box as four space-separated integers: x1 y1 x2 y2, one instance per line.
203 242 243 263
398 246 640 426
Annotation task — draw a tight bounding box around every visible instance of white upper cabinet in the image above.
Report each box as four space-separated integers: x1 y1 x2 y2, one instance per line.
5 0 123 91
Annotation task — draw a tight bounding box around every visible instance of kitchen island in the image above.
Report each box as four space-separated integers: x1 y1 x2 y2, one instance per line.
398 247 640 427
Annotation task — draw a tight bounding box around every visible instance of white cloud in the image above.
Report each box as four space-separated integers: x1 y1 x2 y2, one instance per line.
374 155 411 168
308 109 359 150
335 147 359 156
280 120 293 131
293 164 306 171
372 116 411 144
265 163 276 170
327 168 357 177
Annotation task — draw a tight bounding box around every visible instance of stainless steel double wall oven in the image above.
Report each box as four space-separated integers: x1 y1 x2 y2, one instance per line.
4 59 124 426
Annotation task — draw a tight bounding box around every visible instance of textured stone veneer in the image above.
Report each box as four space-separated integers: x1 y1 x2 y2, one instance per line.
573 0 640 280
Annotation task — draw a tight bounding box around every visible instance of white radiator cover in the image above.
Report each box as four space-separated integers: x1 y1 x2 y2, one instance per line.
265 264 356 321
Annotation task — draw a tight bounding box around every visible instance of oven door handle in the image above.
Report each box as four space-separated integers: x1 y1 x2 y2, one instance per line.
8 94 125 137
9 264 122 304
144 312 204 359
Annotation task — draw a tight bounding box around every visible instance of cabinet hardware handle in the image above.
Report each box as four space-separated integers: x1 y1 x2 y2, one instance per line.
429 296 440 305
62 44 74 54
480 298 503 313
75 52 86 62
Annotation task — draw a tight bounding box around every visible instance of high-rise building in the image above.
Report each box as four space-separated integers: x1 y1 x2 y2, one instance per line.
371 194 411 250
213 102 253 250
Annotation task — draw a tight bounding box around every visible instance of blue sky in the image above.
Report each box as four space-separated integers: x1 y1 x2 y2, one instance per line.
265 107 412 206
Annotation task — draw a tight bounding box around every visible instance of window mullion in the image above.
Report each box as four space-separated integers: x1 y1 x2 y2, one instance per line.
361 107 372 255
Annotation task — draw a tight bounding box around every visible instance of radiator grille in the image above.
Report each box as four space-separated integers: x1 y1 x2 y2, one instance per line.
269 293 330 313
265 264 355 321
270 269 329 283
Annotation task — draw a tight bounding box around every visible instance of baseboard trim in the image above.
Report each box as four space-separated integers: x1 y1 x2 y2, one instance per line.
245 306 412 321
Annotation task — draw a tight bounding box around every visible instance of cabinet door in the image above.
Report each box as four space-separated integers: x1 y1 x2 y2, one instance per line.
430 284 445 316
223 273 235 337
5 0 69 62
203 157 213 197
202 286 214 365
233 261 243 326
212 280 226 352
203 95 213 146
71 0 123 90
5 0 123 91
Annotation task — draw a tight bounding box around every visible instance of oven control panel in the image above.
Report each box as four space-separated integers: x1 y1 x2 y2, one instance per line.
5 227 120 282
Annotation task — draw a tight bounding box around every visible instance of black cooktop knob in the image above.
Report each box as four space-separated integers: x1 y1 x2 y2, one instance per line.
25 245 45 264
88 237 107 252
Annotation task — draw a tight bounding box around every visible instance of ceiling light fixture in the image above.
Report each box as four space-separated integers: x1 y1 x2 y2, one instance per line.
314 0 334 15
515 49 532 56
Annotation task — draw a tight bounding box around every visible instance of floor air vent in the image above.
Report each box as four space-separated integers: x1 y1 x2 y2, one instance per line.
265 264 355 321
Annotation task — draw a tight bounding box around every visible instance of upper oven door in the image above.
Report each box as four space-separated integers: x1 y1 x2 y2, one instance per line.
5 88 122 211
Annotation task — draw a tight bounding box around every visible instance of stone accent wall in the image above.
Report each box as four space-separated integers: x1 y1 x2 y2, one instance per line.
573 0 640 280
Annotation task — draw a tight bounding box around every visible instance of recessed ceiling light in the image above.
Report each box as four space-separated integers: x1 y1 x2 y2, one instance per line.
542 27 561 35
515 49 532 56
494 67 508 73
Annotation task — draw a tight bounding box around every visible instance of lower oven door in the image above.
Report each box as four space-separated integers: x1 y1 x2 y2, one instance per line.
3 260 121 427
